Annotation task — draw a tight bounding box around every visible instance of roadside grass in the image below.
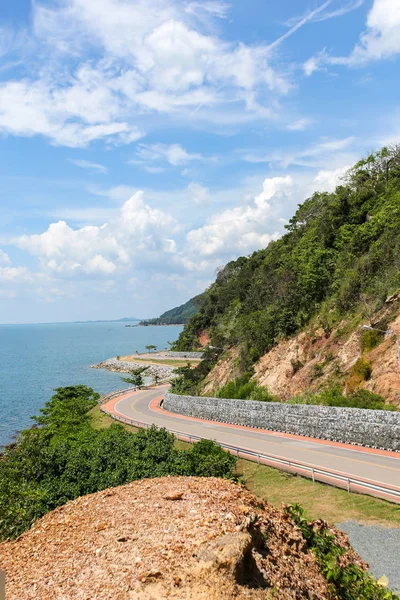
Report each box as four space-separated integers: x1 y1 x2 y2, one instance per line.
89 406 400 527
238 459 400 527
120 355 201 367
89 404 139 434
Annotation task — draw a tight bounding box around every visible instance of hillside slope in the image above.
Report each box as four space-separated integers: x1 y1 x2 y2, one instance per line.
0 477 372 600
140 295 202 325
173 146 400 405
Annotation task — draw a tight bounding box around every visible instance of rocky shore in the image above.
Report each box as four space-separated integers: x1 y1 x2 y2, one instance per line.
91 357 174 380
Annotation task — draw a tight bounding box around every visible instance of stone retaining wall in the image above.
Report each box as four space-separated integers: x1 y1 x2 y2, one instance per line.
166 351 204 359
163 393 400 452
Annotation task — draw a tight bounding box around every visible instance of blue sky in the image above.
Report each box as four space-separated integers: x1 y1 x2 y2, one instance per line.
0 0 399 323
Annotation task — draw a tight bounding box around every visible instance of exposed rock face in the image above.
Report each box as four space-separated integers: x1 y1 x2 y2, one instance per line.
202 296 400 406
253 312 400 407
0 477 364 599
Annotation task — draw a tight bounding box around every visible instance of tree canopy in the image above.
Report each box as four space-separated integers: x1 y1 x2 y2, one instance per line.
0 385 236 541
173 146 400 370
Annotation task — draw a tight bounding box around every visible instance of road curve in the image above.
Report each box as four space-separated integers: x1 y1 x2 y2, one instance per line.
102 385 400 502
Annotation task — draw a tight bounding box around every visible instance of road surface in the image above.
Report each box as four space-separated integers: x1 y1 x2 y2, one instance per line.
102 385 400 502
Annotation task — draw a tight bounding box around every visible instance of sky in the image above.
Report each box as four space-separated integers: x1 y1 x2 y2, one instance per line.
0 0 400 323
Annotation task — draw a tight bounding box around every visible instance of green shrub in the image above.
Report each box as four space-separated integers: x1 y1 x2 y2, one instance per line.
0 386 236 541
290 358 304 374
312 362 324 379
286 504 399 599
216 372 275 402
360 329 383 353
290 385 393 411
351 358 372 381
347 389 395 411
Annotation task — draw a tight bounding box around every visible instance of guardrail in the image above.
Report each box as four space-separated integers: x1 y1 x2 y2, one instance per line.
99 392 400 504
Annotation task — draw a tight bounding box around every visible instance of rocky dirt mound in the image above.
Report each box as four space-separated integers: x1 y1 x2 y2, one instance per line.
0 477 365 599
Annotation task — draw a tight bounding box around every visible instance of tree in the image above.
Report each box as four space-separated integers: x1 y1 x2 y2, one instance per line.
145 344 157 353
120 366 150 389
0 387 237 541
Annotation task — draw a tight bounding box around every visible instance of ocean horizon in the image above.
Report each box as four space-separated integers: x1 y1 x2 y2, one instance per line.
0 321 183 447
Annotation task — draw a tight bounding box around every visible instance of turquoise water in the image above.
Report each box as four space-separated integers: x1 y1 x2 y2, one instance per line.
0 322 183 447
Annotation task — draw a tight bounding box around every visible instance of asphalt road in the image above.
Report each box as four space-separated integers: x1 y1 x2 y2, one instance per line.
110 386 400 498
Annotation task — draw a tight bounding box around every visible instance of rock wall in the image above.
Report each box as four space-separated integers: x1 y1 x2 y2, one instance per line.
166 351 204 359
163 393 400 452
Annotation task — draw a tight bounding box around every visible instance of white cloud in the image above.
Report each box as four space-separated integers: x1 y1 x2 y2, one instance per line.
0 250 11 266
0 251 33 296
243 136 356 168
133 143 203 166
286 0 364 27
185 176 293 258
16 191 178 277
184 2 230 20
0 75 143 147
69 159 108 174
350 0 400 63
312 165 350 193
304 0 400 74
286 118 314 131
187 182 211 205
0 0 293 148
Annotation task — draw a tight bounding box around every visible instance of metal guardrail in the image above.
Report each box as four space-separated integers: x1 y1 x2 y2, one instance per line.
99 393 400 504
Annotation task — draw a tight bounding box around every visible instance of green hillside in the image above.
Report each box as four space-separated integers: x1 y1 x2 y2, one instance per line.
139 295 202 325
173 146 400 370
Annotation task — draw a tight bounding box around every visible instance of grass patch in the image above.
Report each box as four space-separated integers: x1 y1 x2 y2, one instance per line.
238 459 400 526
120 355 201 367
88 404 140 434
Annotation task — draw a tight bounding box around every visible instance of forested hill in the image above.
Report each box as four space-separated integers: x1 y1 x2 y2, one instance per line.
139 295 202 325
173 146 400 367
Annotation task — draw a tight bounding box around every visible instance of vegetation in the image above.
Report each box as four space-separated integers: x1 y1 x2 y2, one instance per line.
173 146 400 383
170 347 223 395
145 344 157 352
360 328 384 353
0 386 236 541
286 504 399 599
120 365 150 388
139 295 202 325
239 459 400 527
289 385 395 410
216 371 276 401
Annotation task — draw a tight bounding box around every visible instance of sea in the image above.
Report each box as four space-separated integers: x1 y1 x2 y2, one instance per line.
0 321 183 447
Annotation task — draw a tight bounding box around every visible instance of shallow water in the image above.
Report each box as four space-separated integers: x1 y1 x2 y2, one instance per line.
0 321 182 446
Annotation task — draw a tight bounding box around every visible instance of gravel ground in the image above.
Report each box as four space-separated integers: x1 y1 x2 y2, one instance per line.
338 521 400 592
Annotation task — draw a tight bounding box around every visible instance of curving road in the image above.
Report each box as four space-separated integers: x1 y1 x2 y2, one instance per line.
102 385 400 503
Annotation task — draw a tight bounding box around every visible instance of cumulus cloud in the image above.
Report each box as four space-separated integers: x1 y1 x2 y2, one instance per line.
304 0 400 74
0 251 33 298
185 176 293 258
16 191 178 277
311 165 350 193
187 182 211 205
0 250 11 266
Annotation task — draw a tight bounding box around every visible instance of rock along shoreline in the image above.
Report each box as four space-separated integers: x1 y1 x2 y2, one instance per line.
91 357 174 380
